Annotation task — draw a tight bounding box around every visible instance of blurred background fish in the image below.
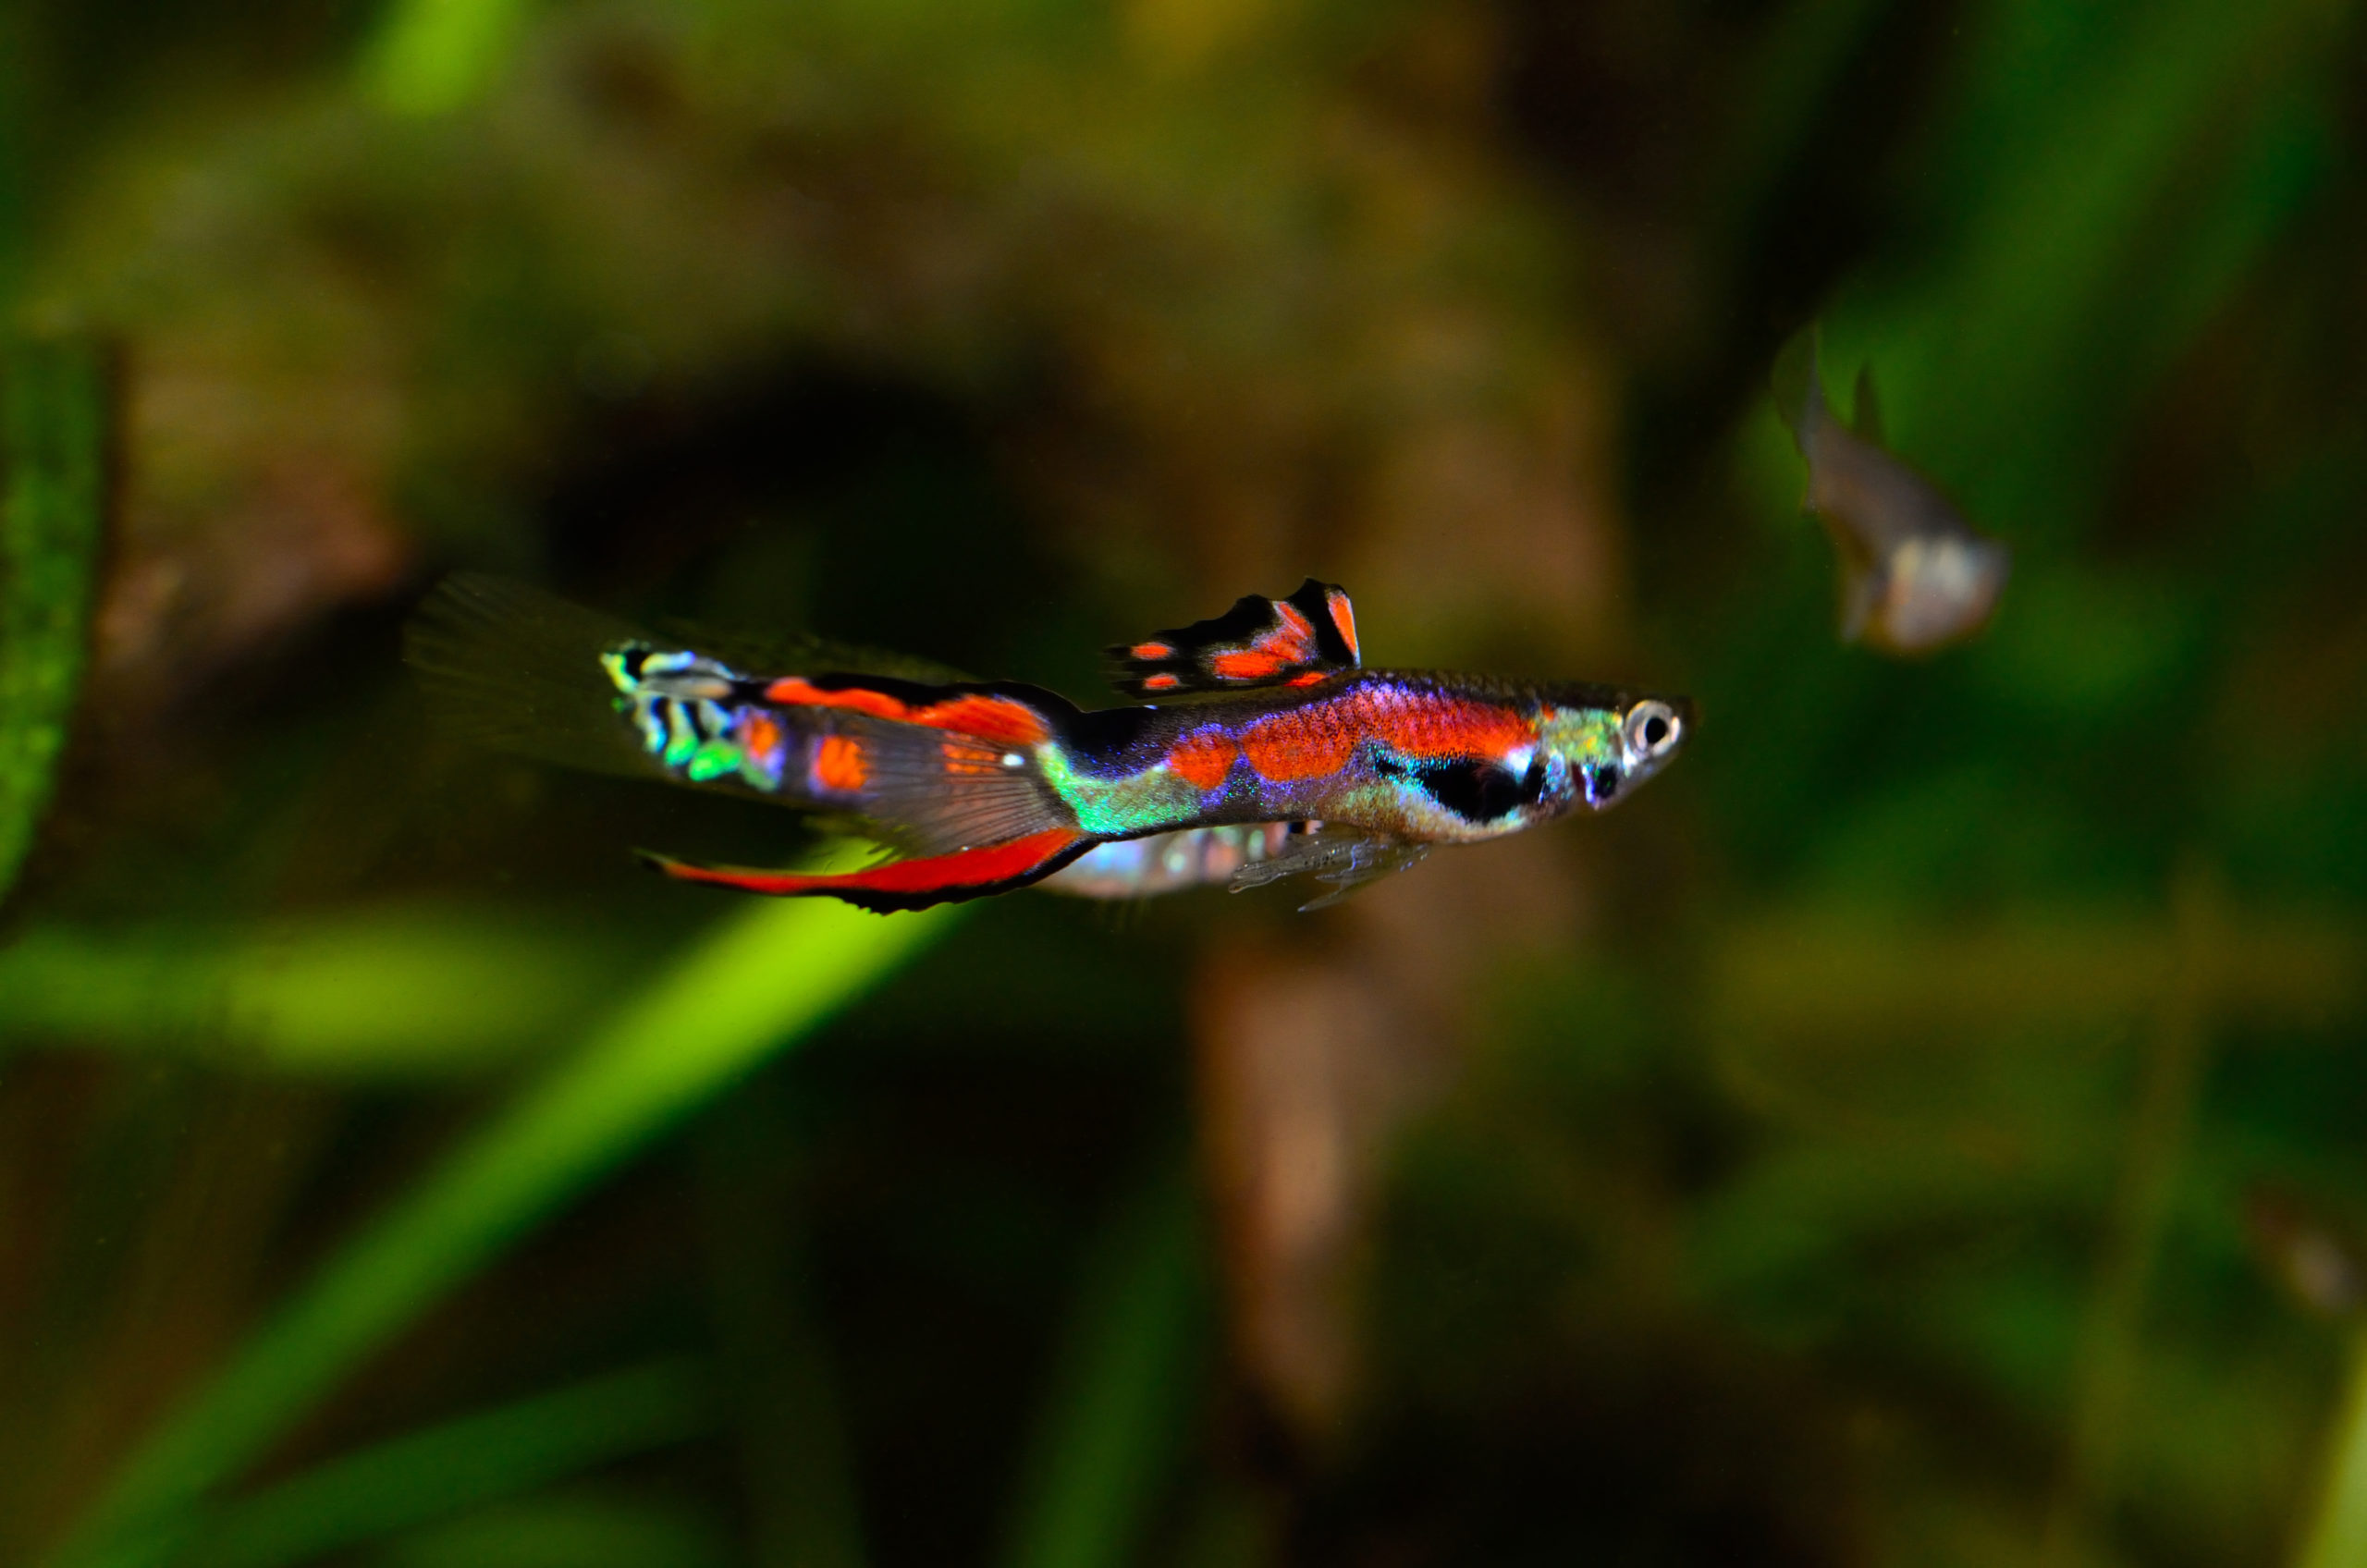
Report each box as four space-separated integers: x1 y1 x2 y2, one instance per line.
1773 329 2012 655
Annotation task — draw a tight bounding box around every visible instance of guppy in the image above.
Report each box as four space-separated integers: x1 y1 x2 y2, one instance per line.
1773 328 2010 655
409 575 1691 913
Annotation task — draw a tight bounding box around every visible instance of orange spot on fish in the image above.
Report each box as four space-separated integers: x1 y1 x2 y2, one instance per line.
738 711 783 761
813 734 869 791
1252 603 1316 664
1143 672 1183 692
1325 588 1357 659
1285 671 1328 687
1165 730 1238 791
1131 641 1173 660
1210 648 1287 680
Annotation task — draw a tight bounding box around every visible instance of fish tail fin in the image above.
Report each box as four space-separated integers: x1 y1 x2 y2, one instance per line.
742 678 1085 855
405 571 675 781
1770 325 1828 456
642 827 1095 912
411 572 1085 857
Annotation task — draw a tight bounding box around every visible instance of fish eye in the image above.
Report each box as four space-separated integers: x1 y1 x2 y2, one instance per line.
1625 701 1681 760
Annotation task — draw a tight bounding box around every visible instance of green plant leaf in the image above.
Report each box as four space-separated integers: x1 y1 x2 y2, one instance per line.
49 891 960 1568
0 909 634 1077
180 1359 717 1568
361 0 535 116
1000 1164 1205 1568
0 335 105 907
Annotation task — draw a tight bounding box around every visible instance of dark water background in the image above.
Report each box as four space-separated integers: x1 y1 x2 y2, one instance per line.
3 1 2366 1564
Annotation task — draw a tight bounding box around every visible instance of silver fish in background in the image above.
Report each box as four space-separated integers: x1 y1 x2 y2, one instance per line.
1772 329 2011 655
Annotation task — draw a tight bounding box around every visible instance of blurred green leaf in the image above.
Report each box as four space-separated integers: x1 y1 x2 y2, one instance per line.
0 335 104 907
50 889 959 1568
0 909 634 1077
361 0 534 116
2299 1333 2367 1568
181 1359 717 1568
695 1092 865 1568
375 1497 732 1568
1000 1165 1204 1568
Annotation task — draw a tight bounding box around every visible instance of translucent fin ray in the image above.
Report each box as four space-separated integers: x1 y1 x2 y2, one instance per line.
1226 825 1430 910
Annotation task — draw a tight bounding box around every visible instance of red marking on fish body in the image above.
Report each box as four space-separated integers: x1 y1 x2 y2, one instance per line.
1371 692 1532 760
1131 641 1173 660
1143 672 1182 692
761 677 1049 746
1240 705 1361 781
1166 730 1238 790
1240 688 1533 783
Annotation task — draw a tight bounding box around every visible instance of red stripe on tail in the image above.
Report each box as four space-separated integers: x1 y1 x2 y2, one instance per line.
643 827 1090 913
758 678 1050 747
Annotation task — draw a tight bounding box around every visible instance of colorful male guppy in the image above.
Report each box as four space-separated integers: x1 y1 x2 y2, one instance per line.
408 575 1691 913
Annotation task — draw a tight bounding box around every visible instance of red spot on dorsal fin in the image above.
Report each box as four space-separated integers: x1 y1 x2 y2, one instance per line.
1104 579 1361 698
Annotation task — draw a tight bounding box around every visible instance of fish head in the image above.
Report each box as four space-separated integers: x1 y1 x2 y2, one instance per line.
1528 688 1692 818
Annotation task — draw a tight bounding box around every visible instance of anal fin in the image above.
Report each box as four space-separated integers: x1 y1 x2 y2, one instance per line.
1227 825 1430 910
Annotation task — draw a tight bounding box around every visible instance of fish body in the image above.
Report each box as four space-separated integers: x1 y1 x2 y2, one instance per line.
409 575 1689 912
1773 330 2010 655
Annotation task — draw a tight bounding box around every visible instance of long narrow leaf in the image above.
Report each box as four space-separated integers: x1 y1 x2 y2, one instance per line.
0 335 105 906
183 1359 717 1568
2298 1331 2367 1568
50 893 959 1568
1000 1166 1204 1568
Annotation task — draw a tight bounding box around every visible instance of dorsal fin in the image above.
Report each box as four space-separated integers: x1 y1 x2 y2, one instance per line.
1852 363 1886 443
1106 578 1361 698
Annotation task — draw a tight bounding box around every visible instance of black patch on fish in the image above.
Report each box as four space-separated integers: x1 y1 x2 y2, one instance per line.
1054 704 1167 773
1384 755 1544 823
1585 766 1619 805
